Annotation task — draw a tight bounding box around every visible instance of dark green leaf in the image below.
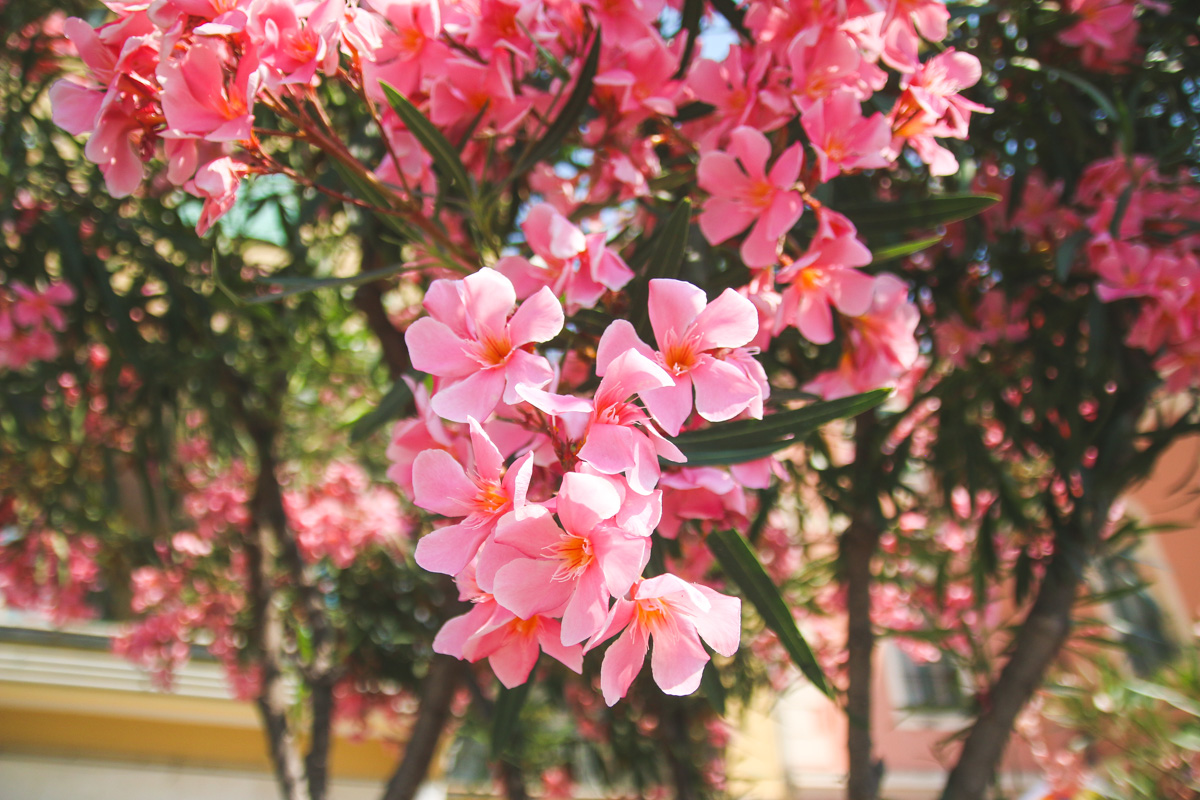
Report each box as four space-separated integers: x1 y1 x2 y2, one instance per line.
707 529 833 697
246 263 418 304
671 390 889 467
329 160 415 240
380 83 475 202
673 101 716 123
631 199 693 340
510 30 601 179
491 671 535 758
673 0 704 80
1055 230 1090 282
700 661 727 715
350 379 414 444
839 194 1000 238
709 0 750 38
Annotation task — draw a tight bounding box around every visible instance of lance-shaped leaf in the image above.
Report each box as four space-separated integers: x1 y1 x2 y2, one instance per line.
491 670 535 759
672 0 704 79
247 262 421 304
870 235 943 265
708 529 833 698
629 199 692 340
510 29 601 180
381 83 475 204
329 160 415 240
349 378 414 443
670 389 890 466
838 194 1000 239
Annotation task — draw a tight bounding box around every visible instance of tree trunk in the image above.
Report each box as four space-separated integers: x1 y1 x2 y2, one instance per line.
380 655 464 800
843 517 882 800
939 561 1080 800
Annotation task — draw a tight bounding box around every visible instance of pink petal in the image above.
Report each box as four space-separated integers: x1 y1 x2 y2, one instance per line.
431 367 507 423
596 532 648 598
768 143 804 187
433 602 495 658
740 215 784 268
494 505 564 558
690 288 759 350
727 126 771 180
595 319 655 376
468 418 504 482
650 622 709 696
462 268 517 336
558 472 622 535
829 268 876 317
501 349 555 406
412 449 477 516
507 286 564 345
415 519 492 576
49 80 103 136
640 375 693 437
647 279 706 351
691 586 741 657
537 620 583 673
691 358 760 422
577 423 636 476
698 197 756 246
601 624 649 706
561 567 610 646
488 636 541 688
697 151 751 196
405 317 478 377
493 558 572 618
515 385 594 416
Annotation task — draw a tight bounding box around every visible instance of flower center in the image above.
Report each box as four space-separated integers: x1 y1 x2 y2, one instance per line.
474 480 509 515
547 534 594 582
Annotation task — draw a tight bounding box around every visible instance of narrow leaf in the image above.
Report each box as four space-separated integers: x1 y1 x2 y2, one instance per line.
491 672 535 758
247 262 418 304
1128 680 1200 718
631 199 693 340
672 390 889 450
871 235 943 264
510 30 601 179
709 0 750 38
839 194 1000 238
673 0 705 79
381 83 474 202
708 529 833 697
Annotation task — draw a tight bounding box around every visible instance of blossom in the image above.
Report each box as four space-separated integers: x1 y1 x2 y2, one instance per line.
595 279 764 436
592 574 740 706
411 418 534 577
405 268 563 423
697 126 805 268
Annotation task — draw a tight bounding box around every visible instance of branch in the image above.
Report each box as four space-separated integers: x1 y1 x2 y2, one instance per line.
247 447 311 800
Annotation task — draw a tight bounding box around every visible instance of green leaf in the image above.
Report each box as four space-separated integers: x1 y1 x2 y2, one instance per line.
1168 727 1200 751
670 390 889 465
1055 230 1090 282
838 194 1000 238
380 83 474 203
516 17 570 81
630 199 693 340
510 30 601 180
870 235 943 264
246 262 419 304
491 671 535 759
707 529 833 698
700 661 727 715
349 379 414 444
709 0 750 39
1128 680 1200 718
329 160 415 240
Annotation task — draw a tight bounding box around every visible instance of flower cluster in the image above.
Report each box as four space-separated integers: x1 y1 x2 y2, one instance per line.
0 280 74 372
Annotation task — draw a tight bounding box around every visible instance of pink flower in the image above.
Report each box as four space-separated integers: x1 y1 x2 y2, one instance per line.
411 418 535 577
405 268 563 423
186 156 249 235
888 49 990 176
518 348 684 495
247 0 344 89
698 126 804 268
595 279 764 436
496 204 634 312
158 37 260 142
777 208 875 344
591 574 740 706
801 90 892 183
492 472 652 645
433 566 582 688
